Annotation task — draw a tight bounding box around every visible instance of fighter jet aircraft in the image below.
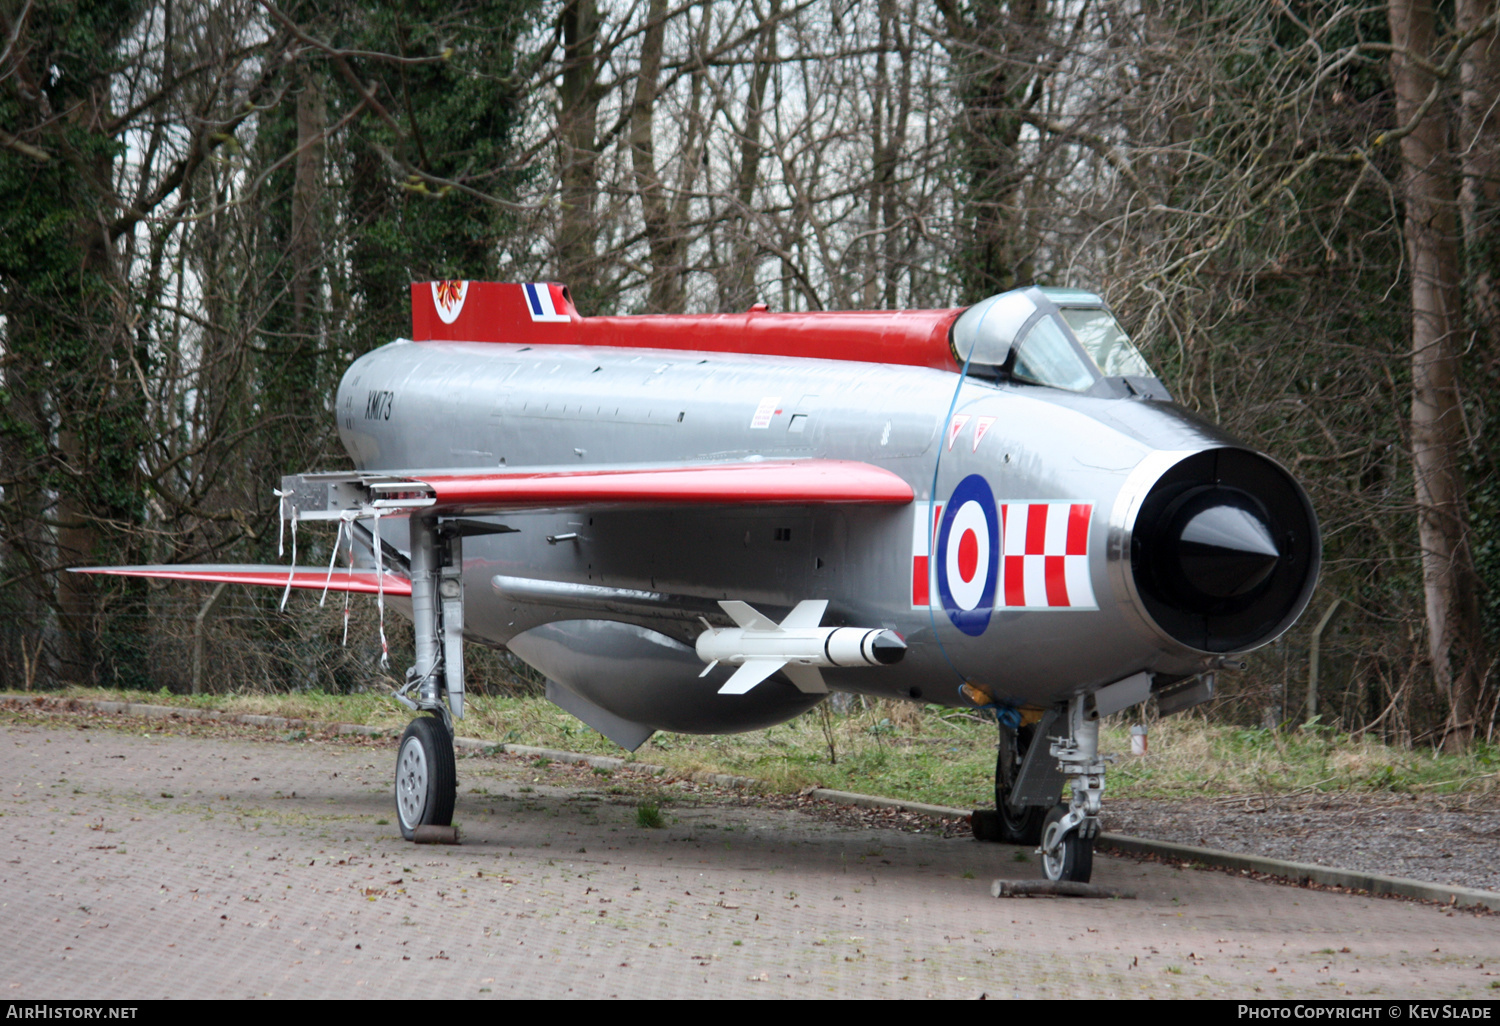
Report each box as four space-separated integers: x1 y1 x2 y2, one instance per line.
81 281 1319 883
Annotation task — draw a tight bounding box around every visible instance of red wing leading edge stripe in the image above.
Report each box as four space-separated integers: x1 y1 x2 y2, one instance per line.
413 459 914 508
74 566 413 596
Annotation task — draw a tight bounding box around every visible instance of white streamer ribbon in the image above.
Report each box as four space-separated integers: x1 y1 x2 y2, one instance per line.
273 488 291 557
342 519 354 647
320 511 358 608
372 509 389 669
279 514 298 612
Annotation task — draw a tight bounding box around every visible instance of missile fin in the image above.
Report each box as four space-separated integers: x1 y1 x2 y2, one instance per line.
719 600 780 632
780 663 827 694
698 659 719 679
717 659 786 695
777 599 829 630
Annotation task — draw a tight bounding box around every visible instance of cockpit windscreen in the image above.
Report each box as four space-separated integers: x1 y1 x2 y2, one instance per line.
1059 308 1152 379
1010 316 1096 392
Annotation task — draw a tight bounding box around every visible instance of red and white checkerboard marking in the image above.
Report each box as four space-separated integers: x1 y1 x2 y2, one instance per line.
912 500 1094 609
911 501 942 608
999 502 1095 608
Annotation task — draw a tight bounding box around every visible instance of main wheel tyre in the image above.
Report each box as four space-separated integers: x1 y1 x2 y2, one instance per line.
1040 804 1094 883
996 724 1046 845
395 716 456 841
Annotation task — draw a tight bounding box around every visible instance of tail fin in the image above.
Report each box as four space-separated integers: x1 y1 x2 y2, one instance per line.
410 281 579 342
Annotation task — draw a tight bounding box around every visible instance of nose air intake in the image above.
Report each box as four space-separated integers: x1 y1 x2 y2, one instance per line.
1130 448 1318 654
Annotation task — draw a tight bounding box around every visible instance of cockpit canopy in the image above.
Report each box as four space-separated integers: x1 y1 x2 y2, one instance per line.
950 287 1166 398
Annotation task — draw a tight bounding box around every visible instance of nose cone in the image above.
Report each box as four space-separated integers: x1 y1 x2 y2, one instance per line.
870 630 907 665
1176 502 1280 599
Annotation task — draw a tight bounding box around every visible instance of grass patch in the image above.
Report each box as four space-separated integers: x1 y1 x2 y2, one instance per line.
636 802 664 829
25 686 1500 808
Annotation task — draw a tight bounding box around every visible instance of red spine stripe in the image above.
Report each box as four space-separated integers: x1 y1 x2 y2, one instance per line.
1044 555 1070 607
912 556 929 607
1067 503 1090 556
1025 503 1048 555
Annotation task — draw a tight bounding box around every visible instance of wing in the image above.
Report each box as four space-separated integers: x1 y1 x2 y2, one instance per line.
279 458 914 519
75 459 912 592
73 565 412 596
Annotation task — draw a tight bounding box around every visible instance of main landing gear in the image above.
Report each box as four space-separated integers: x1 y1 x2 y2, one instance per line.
981 693 1107 883
995 722 1046 845
389 513 467 840
277 474 475 841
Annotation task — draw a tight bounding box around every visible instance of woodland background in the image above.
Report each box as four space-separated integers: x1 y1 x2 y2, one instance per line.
1 0 1497 750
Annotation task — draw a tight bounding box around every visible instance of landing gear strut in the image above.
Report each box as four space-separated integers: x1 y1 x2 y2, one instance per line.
390 513 466 839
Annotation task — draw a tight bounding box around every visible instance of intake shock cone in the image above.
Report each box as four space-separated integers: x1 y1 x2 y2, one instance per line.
1169 491 1280 600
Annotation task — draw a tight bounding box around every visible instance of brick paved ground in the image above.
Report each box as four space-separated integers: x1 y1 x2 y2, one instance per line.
2 717 1496 999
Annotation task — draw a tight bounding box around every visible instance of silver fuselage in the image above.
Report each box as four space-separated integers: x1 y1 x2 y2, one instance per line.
336 338 1306 735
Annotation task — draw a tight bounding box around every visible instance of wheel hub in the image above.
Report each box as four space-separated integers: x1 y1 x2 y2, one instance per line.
1041 816 1068 880
1041 842 1065 880
396 736 429 828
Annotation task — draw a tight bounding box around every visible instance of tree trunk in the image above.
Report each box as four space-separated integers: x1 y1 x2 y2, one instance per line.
557 0 603 309
720 0 780 312
291 69 325 338
628 0 684 313
1389 0 1485 749
1459 0 1500 351
942 0 1047 297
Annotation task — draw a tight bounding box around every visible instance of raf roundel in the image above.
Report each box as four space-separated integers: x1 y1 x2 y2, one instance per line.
935 474 1000 636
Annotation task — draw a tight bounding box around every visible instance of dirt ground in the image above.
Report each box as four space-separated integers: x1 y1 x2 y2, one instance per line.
1 704 1497 999
1105 793 1500 894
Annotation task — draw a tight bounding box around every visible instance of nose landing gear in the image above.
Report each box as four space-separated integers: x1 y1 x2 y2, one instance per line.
1038 694 1106 883
1040 804 1094 882
979 692 1108 883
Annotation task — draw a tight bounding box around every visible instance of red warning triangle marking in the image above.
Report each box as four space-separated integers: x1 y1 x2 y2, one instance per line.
946 414 970 451
972 416 997 452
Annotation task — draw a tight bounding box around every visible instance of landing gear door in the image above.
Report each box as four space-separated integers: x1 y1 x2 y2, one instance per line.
1009 706 1068 808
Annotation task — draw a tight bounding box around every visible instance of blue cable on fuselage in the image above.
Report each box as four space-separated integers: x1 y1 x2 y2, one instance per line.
926 304 987 693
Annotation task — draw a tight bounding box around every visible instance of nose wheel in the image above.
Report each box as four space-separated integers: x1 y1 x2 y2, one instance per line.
395 715 456 840
1040 804 1095 882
